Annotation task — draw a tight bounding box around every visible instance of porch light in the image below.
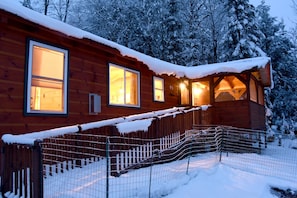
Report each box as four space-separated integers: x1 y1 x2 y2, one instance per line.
179 82 186 90
193 87 202 95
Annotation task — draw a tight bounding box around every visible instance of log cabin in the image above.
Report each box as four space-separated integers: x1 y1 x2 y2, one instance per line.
0 1 272 139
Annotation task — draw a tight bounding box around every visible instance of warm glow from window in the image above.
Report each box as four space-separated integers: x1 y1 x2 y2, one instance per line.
153 77 164 102
32 46 64 80
250 78 257 102
215 76 246 102
193 87 202 95
109 64 139 106
180 80 189 105
258 85 264 105
27 41 67 114
30 86 63 111
179 82 186 90
192 81 210 106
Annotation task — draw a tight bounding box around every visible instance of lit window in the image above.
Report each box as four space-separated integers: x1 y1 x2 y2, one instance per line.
180 80 189 105
258 85 264 105
153 77 164 102
192 81 210 106
250 78 257 102
109 64 140 107
214 76 246 102
25 40 68 114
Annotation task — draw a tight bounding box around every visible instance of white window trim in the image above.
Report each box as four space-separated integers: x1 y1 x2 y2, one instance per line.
153 76 165 102
109 63 140 107
26 40 68 115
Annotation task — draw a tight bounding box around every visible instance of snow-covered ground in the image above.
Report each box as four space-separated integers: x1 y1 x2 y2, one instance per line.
165 164 295 198
166 138 297 198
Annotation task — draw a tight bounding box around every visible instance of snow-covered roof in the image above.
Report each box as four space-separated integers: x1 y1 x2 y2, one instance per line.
0 0 271 81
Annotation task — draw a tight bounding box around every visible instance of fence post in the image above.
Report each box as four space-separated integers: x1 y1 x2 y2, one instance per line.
264 130 267 148
0 141 7 196
148 147 159 198
32 140 43 198
75 126 82 168
258 131 261 154
186 136 194 175
219 127 224 162
106 137 110 198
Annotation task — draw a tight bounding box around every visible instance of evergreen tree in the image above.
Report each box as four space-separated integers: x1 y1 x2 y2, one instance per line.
221 0 265 61
203 0 226 64
179 0 208 66
256 1 297 133
135 0 168 58
160 0 184 64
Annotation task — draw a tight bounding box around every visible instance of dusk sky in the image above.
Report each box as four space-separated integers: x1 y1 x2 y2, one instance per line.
250 0 296 29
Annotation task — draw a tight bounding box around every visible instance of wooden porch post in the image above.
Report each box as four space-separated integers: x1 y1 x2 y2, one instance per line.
0 140 8 196
32 140 43 198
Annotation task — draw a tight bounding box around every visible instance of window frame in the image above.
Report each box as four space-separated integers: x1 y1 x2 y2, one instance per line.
191 81 210 106
257 85 264 105
249 77 258 103
24 39 69 115
180 79 190 105
153 76 165 102
108 63 140 108
214 75 247 102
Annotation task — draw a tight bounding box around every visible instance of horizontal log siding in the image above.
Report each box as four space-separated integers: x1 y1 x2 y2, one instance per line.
249 102 266 130
212 100 251 129
0 10 180 136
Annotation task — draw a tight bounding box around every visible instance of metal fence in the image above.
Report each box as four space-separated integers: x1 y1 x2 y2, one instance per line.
41 128 221 198
1 126 297 198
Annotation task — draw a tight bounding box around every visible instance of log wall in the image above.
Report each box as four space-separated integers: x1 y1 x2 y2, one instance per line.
0 10 180 136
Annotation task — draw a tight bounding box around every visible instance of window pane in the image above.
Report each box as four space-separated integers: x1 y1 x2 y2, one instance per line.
32 46 64 80
153 77 164 102
154 78 163 89
258 85 264 105
126 71 138 105
192 81 210 106
180 80 189 105
215 76 246 102
250 78 257 102
155 90 164 101
30 86 63 111
109 66 125 104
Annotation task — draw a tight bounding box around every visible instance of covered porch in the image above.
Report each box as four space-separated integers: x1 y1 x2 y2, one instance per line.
179 59 272 130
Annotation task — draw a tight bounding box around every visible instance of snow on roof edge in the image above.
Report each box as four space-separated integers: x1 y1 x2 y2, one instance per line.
0 1 271 79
